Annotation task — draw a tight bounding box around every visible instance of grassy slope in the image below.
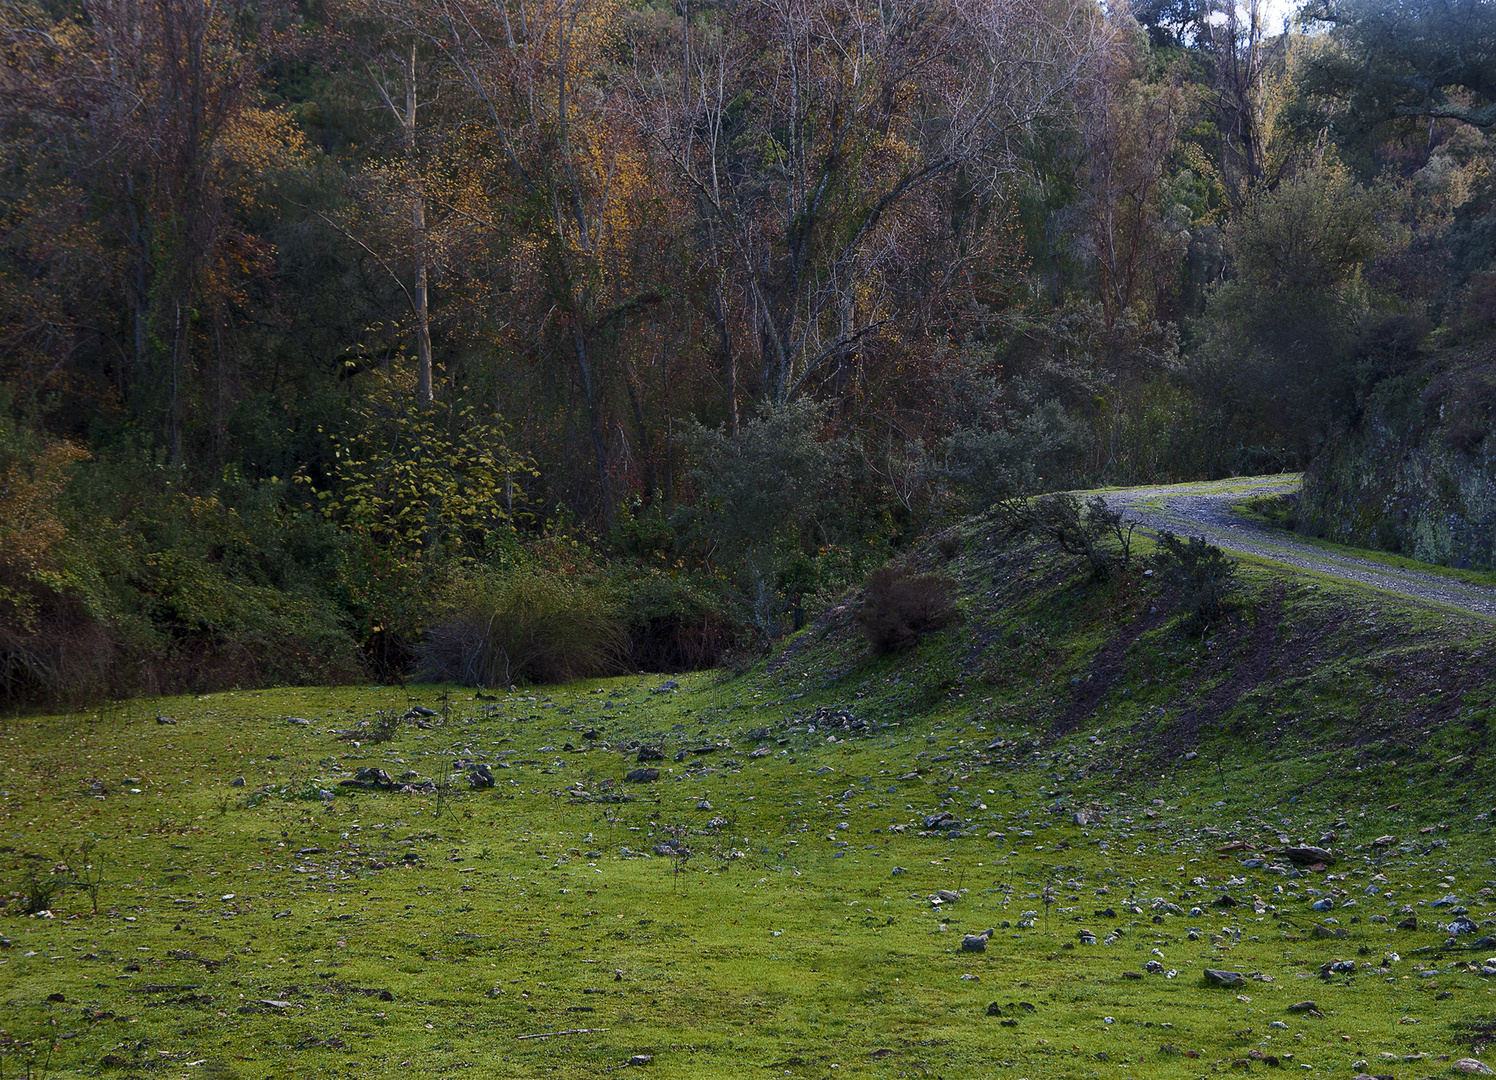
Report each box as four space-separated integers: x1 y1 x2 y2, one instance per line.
2 518 1495 1079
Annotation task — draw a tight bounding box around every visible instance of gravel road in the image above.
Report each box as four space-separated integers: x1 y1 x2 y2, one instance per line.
1099 474 1496 622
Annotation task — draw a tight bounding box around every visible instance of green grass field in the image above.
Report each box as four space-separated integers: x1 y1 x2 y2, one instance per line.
3 525 1495 1079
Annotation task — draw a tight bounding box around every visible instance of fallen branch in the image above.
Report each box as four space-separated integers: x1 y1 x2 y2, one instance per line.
515 1027 610 1041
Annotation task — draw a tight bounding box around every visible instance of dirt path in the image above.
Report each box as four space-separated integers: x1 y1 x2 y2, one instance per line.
1098 474 1496 622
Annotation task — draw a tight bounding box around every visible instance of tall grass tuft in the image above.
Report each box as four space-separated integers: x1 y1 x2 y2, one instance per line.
418 569 628 685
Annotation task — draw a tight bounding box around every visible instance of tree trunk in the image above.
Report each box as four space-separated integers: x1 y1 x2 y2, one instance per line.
573 323 613 526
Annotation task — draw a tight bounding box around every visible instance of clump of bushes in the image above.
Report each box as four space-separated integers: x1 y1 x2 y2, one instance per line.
855 564 959 654
611 570 734 672
1154 530 1239 630
418 568 628 686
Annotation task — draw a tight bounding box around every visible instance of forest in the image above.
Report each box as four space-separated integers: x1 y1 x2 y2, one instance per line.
1 0 1494 705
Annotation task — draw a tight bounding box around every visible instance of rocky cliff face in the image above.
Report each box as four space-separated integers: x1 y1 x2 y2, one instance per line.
1297 345 1496 569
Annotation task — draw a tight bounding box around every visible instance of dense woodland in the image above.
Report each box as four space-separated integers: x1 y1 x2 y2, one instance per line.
1 0 1494 703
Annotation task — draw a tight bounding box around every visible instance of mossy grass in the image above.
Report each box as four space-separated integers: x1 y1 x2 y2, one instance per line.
2 526 1494 1078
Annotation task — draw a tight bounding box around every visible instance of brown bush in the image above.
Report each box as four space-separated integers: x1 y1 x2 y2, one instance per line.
855 565 959 654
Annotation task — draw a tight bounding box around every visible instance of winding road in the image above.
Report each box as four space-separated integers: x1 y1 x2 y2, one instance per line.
1099 474 1496 622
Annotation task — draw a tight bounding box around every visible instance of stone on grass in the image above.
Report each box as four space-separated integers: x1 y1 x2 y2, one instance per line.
1202 969 1246 988
624 768 660 783
1281 845 1335 866
1455 1060 1495 1076
961 930 994 952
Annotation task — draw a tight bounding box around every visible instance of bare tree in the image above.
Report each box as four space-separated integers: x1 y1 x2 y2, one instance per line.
639 0 1114 410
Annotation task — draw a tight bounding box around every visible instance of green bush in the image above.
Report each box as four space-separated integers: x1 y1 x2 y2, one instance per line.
609 570 735 672
999 493 1135 581
1154 530 1240 631
418 568 628 686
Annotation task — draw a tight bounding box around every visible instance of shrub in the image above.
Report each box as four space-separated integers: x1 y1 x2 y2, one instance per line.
855 564 959 654
999 493 1135 581
1154 530 1239 630
610 570 735 672
418 568 628 686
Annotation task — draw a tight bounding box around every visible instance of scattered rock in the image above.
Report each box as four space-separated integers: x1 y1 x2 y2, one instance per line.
1447 916 1480 936
1311 923 1349 940
339 767 393 790
1455 1060 1495 1076
986 1002 1003 1016
156 716 176 725
626 1053 654 1066
1286 1000 1319 1014
637 746 664 763
653 680 679 694
802 705 867 735
961 930 993 952
1203 969 1247 988
1280 845 1335 866
624 768 660 783
1397 916 1417 930
468 764 496 789
230 777 245 787
1145 960 1165 974
932 889 960 904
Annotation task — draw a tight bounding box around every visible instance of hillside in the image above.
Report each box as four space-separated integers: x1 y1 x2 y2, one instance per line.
1298 341 1496 570
2 518 1494 1078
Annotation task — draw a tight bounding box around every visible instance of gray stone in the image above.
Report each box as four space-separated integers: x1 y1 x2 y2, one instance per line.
1455 1059 1496 1076
626 1053 654 1066
1432 893 1460 907
1448 916 1480 935
1310 897 1334 911
961 930 992 952
1281 845 1335 866
230 777 245 787
1202 969 1246 987
469 764 496 789
624 768 660 783
1144 960 1164 974
637 746 664 762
